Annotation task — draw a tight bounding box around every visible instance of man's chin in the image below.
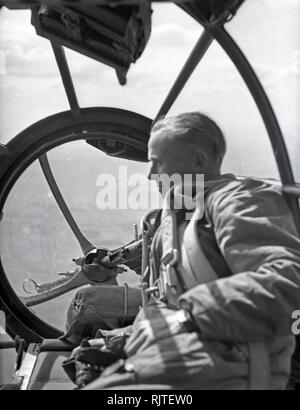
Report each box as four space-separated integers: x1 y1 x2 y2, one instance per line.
157 182 163 194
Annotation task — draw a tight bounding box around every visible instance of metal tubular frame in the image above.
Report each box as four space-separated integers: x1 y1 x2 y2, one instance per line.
212 28 295 185
211 27 300 232
39 154 94 254
283 185 300 198
51 42 80 118
0 341 15 349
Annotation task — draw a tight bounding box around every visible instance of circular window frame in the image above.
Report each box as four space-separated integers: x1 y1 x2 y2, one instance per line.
0 107 151 341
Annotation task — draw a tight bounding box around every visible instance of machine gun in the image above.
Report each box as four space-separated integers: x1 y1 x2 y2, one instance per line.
21 238 143 308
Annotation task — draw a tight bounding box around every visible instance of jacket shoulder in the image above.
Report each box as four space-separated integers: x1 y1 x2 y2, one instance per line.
205 176 293 224
206 176 283 205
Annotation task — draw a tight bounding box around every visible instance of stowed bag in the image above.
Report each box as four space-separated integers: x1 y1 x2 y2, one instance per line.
62 284 142 344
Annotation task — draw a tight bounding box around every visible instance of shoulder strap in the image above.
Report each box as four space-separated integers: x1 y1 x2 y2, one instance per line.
181 191 218 286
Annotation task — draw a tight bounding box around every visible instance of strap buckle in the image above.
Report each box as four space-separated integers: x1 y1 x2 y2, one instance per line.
161 250 179 295
161 249 179 268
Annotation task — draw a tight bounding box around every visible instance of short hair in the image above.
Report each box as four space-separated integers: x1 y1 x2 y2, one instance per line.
151 112 227 165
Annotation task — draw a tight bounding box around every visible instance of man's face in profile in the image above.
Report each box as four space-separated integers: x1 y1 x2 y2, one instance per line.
147 128 204 194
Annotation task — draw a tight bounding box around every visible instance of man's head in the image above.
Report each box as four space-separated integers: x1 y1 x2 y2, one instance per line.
148 112 226 191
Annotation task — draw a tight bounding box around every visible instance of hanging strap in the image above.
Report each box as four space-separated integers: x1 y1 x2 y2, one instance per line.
159 188 187 306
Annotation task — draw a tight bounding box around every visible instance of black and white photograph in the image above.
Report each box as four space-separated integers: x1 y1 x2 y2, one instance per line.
0 0 300 393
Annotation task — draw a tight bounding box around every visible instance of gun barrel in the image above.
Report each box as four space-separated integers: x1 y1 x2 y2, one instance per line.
100 239 143 266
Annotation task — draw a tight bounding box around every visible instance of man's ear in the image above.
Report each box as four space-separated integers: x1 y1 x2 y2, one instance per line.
192 149 205 173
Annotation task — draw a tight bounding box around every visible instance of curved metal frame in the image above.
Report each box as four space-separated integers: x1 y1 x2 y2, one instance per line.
0 108 151 340
211 27 300 233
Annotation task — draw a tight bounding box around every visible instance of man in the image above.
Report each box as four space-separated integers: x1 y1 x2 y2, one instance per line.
67 112 300 390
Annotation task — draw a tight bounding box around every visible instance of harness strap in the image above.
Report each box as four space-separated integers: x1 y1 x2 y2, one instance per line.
182 214 218 286
159 189 187 306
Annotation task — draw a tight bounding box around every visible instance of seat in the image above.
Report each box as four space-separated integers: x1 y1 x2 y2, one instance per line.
28 350 75 390
7 339 76 390
0 335 17 388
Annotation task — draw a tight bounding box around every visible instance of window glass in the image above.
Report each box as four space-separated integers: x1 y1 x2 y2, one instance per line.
0 141 150 330
1 3 297 180
1 1 298 333
169 40 279 179
227 0 300 181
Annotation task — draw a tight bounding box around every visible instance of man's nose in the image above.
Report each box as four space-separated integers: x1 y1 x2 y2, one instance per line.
147 163 156 181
